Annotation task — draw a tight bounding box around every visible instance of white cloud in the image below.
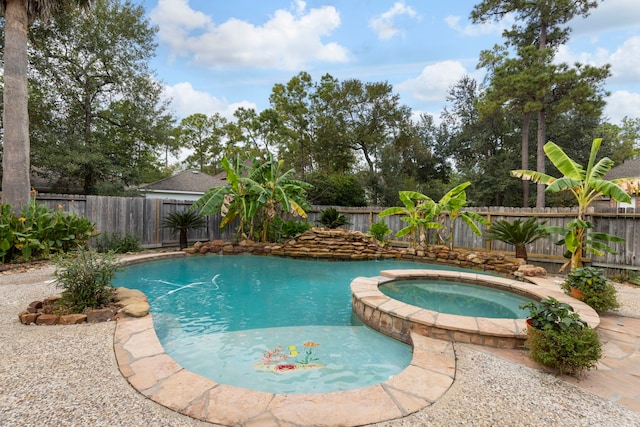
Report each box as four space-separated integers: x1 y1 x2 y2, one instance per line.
163 82 256 119
369 1 419 41
445 14 515 37
150 0 349 71
609 36 640 83
556 35 640 85
397 61 469 102
604 91 640 124
571 0 640 35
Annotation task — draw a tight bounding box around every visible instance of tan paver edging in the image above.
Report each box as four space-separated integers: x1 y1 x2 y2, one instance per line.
114 316 456 426
351 269 600 349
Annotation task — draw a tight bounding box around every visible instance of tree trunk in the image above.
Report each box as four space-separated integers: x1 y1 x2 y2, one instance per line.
179 228 188 250
2 0 31 213
521 112 531 207
536 109 546 208
515 243 528 262
535 21 548 209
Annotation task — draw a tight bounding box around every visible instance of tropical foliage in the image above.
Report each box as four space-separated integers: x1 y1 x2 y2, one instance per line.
562 267 619 312
0 201 96 263
511 138 632 270
316 208 350 229
379 182 488 249
486 217 548 261
161 210 207 250
367 220 392 244
193 154 311 242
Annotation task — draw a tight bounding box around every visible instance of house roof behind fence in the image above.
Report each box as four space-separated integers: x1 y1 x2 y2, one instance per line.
606 158 640 180
139 170 226 193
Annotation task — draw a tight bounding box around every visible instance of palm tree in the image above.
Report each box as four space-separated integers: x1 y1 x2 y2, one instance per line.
1 0 91 213
511 138 632 270
486 217 548 262
161 210 207 250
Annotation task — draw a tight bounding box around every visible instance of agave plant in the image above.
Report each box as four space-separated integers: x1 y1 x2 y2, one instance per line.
161 210 207 250
486 217 548 262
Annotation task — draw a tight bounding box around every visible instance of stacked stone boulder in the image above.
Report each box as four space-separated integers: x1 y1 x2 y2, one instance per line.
187 228 526 276
18 287 150 326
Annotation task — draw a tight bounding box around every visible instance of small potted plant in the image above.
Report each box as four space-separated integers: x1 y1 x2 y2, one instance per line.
519 297 602 376
562 266 620 312
520 296 586 331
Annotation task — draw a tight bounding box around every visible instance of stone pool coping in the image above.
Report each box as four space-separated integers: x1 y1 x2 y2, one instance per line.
114 316 456 426
351 269 600 349
113 252 457 426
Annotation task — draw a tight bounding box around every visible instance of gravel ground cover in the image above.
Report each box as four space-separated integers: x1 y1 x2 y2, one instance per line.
1 263 639 427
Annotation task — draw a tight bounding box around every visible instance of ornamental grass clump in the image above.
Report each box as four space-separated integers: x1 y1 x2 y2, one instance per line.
562 266 620 312
55 250 120 313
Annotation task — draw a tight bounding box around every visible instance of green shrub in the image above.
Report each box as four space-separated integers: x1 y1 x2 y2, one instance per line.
316 207 350 229
95 231 142 253
521 296 602 376
0 202 95 263
367 220 392 243
562 266 619 312
525 324 602 376
268 218 312 241
55 250 120 313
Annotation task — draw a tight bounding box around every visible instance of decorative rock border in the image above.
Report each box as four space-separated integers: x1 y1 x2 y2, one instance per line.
18 287 150 326
351 269 600 349
186 228 526 276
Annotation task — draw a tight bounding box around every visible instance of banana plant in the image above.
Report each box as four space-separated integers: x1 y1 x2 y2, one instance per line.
428 182 489 250
193 154 257 239
193 154 311 242
511 138 632 271
378 191 435 248
379 183 489 250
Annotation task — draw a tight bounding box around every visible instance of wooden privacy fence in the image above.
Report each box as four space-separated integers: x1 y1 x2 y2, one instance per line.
36 195 640 270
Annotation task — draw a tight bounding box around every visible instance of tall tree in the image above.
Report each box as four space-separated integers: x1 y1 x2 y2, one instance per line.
1 0 91 211
441 75 522 206
179 113 226 174
471 0 603 208
24 0 169 194
269 71 315 175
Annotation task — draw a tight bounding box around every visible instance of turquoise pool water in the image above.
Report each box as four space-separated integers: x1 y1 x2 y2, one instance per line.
115 254 464 394
380 280 533 319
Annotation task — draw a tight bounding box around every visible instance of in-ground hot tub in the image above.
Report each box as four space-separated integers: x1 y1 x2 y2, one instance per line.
351 269 600 348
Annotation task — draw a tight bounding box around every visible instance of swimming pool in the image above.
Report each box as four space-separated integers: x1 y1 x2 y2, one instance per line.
114 254 464 394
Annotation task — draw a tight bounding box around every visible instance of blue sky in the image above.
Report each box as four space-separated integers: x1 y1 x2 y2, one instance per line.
132 0 640 125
